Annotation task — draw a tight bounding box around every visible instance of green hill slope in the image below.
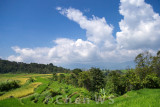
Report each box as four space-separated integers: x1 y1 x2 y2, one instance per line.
105 88 160 107
0 88 160 107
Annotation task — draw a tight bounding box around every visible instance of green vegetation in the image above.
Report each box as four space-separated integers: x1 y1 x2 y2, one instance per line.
0 59 70 74
0 80 20 92
104 88 160 107
0 50 160 106
0 82 41 100
1 88 160 107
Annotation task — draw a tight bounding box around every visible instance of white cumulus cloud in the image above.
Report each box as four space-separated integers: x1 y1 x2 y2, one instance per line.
58 7 116 50
8 0 160 69
117 0 160 49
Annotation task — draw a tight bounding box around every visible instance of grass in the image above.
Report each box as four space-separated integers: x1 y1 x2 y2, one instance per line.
120 69 128 73
35 77 50 94
0 98 22 107
105 88 160 107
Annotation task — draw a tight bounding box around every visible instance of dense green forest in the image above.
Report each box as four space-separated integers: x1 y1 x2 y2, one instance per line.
0 59 70 74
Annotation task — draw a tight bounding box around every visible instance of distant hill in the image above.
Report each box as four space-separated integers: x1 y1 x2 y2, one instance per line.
0 59 70 74
63 61 135 70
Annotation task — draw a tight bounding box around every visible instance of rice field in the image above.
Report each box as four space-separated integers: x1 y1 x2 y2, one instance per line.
0 82 41 100
0 77 29 85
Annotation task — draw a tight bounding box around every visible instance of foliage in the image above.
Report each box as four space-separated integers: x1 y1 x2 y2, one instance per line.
49 89 61 97
89 68 105 92
65 73 78 86
78 71 92 90
27 77 35 83
72 68 82 75
0 59 70 74
152 50 160 76
105 71 123 95
134 51 160 89
58 74 65 83
143 73 160 88
0 80 20 92
1 50 160 106
52 73 58 81
134 51 153 80
104 50 160 96
0 82 41 100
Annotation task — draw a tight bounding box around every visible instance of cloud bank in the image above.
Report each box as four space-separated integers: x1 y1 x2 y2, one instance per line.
8 0 160 69
117 0 160 49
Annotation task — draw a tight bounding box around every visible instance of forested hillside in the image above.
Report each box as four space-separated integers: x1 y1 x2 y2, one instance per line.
0 59 70 74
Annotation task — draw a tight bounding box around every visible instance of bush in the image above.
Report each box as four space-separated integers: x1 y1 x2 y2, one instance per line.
0 80 20 92
58 74 65 83
125 70 142 91
0 92 5 96
52 73 58 81
49 89 61 97
143 73 160 88
27 77 35 83
105 71 122 95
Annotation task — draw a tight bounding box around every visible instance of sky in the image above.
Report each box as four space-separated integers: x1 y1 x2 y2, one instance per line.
0 0 160 69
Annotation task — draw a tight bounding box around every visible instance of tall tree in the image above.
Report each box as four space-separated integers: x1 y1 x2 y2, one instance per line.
72 68 82 75
90 68 105 92
78 71 91 90
134 51 153 80
152 50 160 76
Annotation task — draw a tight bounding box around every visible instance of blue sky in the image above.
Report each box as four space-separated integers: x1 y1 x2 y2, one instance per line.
0 0 121 57
0 0 160 69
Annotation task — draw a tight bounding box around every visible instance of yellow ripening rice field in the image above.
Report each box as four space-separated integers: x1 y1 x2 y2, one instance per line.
0 82 42 100
13 78 29 85
18 74 52 78
0 74 52 85
0 77 29 85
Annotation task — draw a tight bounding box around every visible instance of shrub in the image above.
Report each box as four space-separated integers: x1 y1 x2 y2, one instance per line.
0 80 20 92
49 89 61 97
105 71 122 95
125 70 142 91
58 74 65 83
52 73 58 81
143 73 160 88
27 77 35 83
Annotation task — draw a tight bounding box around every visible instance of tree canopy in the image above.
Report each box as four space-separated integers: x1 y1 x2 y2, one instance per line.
0 59 70 74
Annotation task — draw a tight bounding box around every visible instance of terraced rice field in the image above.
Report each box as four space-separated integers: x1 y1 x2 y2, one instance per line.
0 74 160 107
0 82 41 100
0 74 89 106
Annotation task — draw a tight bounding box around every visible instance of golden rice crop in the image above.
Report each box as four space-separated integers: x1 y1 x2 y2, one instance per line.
0 82 41 100
0 78 29 85
13 78 29 85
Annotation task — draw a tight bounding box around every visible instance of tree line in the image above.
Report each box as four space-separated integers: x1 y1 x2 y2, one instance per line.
0 59 70 74
53 50 160 96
